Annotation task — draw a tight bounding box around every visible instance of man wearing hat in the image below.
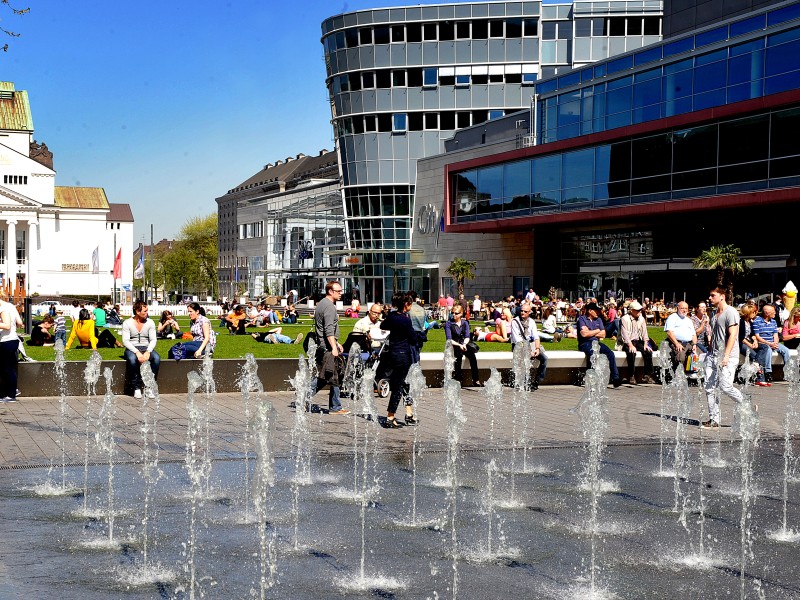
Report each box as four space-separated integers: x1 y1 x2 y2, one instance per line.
577 302 622 388
619 301 657 384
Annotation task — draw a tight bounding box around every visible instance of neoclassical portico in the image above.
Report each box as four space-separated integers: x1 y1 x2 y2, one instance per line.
0 209 40 293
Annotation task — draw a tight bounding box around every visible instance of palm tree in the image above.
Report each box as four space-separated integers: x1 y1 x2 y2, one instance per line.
693 244 752 302
446 257 477 297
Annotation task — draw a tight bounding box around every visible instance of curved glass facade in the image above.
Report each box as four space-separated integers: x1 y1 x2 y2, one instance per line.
452 105 800 222
321 1 663 301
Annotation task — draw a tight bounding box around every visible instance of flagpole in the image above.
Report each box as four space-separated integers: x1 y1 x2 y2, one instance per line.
113 234 117 305
150 224 154 305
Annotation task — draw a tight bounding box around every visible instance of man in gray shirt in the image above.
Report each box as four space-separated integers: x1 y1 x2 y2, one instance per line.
313 281 349 415
702 286 745 428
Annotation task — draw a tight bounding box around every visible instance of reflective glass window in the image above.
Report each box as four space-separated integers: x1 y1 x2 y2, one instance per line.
634 47 661 66
765 71 800 94
769 4 800 26
476 166 503 215
771 155 800 178
663 37 693 57
718 161 768 184
633 77 661 108
392 113 407 132
453 171 477 219
693 88 726 111
729 14 765 38
727 80 764 103
374 26 390 44
503 160 531 212
606 84 631 114
562 148 594 190
532 154 561 194
606 55 633 75
719 114 769 165
673 168 716 191
423 68 438 86
694 60 727 93
672 124 718 172
632 134 672 178
631 175 670 196
695 26 727 48
770 107 800 158
768 27 800 46
728 50 764 85
765 39 800 76
558 99 581 129
575 18 592 37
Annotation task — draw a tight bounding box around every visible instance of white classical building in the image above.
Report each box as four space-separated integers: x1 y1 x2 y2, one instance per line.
0 82 134 298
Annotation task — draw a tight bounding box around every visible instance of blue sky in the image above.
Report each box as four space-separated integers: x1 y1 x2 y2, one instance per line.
1 0 419 246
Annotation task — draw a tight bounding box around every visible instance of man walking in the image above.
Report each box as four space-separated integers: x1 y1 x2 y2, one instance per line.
313 280 349 415
702 287 745 429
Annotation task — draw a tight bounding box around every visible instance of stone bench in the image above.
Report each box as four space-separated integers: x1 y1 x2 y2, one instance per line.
15 348 796 397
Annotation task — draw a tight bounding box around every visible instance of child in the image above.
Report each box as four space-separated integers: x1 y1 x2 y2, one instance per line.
54 309 67 347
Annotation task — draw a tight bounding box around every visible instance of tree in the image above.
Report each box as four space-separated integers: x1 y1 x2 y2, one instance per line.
176 214 218 298
1 1 30 52
446 257 477 297
693 244 752 302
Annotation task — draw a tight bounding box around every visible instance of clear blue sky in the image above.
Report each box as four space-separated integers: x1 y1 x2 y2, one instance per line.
0 0 419 246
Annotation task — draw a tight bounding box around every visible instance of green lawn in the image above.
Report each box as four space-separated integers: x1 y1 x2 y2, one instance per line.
22 315 670 362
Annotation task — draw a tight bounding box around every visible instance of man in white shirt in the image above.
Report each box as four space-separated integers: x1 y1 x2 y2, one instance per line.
510 301 547 386
664 301 697 374
351 303 387 350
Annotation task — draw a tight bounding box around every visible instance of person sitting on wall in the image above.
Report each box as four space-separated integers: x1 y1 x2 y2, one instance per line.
122 300 160 399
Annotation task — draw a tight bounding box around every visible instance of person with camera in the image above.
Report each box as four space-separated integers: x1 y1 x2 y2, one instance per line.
445 304 482 388
510 301 548 387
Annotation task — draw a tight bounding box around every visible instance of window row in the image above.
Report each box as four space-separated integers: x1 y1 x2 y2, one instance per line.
2 175 28 185
536 2 800 96
336 109 505 136
452 107 800 221
572 16 661 39
331 65 537 94
542 26 800 142
238 221 264 240
324 18 539 53
0 230 27 263
344 186 412 217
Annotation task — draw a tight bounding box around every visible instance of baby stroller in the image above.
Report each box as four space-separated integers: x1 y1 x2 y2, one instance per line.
341 331 392 399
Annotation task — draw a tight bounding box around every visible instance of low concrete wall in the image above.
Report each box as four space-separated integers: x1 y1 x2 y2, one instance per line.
16 349 794 397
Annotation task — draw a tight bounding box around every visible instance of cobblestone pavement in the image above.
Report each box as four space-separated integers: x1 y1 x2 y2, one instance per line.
0 378 792 468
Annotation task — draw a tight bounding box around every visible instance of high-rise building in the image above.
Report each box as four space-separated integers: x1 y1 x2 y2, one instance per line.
321 1 664 302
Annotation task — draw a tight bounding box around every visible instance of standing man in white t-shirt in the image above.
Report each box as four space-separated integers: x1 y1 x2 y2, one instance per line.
702 286 745 429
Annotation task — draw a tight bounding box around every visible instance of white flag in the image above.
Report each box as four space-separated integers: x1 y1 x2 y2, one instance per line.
91 246 99 274
133 247 145 279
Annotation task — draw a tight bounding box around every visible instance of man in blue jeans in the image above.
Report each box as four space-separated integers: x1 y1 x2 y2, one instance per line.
312 281 350 414
752 304 791 386
578 302 622 388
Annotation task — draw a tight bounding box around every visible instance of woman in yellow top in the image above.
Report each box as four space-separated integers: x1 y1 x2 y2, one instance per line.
66 308 121 349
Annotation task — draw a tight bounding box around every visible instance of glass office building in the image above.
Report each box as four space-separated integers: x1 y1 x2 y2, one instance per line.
415 0 799 298
321 0 663 302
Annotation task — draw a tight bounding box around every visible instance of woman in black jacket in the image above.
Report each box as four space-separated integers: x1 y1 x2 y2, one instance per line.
379 292 417 428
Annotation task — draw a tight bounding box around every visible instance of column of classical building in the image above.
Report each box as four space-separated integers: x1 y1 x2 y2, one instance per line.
5 220 16 289
26 220 36 292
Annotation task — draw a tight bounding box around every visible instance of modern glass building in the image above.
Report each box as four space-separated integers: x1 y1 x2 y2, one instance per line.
321 0 663 302
413 0 800 300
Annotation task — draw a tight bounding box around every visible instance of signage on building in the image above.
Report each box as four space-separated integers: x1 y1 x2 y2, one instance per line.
344 255 361 265
62 263 90 272
417 203 439 235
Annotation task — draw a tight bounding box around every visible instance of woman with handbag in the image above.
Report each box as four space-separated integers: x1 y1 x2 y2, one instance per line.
445 304 481 387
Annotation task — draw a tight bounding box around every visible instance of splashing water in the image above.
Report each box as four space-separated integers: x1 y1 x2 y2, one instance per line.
95 367 117 545
139 362 163 569
237 354 262 522
253 399 277 599
444 379 466 599
185 371 212 599
406 363 427 525
82 351 103 515
288 352 314 550
483 368 503 447
572 342 611 598
771 356 800 542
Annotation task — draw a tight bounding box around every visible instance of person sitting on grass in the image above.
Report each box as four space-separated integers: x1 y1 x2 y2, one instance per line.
472 325 508 343
251 327 304 344
224 305 248 335
28 315 56 347
157 310 182 339
282 303 298 324
66 308 122 349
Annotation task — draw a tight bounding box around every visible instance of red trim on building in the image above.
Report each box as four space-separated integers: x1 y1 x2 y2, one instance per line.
446 187 800 233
